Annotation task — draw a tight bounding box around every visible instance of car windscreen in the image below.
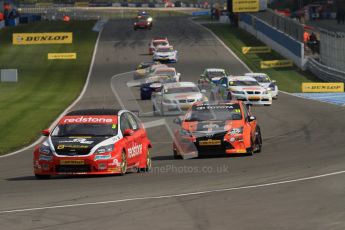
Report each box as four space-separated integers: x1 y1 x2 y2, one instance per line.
155 70 175 77
52 123 118 137
165 86 199 94
157 47 172 52
185 105 242 121
229 80 259 86
153 41 168 47
207 71 226 78
252 76 270 83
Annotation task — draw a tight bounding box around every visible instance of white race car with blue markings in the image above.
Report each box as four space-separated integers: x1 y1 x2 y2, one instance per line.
245 73 278 99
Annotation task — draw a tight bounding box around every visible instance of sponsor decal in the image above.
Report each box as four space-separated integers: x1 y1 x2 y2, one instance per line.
48 53 77 60
109 159 120 167
95 154 112 161
98 163 107 170
39 154 53 161
202 124 220 129
61 138 94 144
242 46 271 54
197 105 234 110
58 144 89 149
233 0 259 13
301 83 344 93
199 139 222 146
60 116 116 124
260 60 293 69
13 33 73 45
128 144 142 158
60 160 85 165
57 145 65 150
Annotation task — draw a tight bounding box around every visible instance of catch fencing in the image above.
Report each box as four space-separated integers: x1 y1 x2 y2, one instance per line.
319 29 345 73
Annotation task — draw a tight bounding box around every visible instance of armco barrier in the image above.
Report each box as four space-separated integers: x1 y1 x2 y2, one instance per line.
239 13 306 69
307 58 345 82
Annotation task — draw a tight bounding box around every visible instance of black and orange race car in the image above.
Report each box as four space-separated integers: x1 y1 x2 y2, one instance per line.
173 101 262 159
33 109 152 179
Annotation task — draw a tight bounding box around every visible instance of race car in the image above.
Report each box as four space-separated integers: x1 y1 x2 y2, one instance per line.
147 67 181 81
149 37 170 55
173 101 262 159
245 73 278 99
140 75 177 100
33 109 152 179
135 61 159 70
198 68 228 86
152 82 207 115
134 17 152 30
133 63 167 80
210 76 272 106
152 46 178 63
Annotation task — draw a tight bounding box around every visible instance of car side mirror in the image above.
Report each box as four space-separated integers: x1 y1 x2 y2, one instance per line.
123 128 134 137
41 129 50 136
173 117 182 125
248 116 256 122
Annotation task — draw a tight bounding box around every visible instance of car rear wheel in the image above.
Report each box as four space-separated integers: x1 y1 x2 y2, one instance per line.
255 127 262 153
35 174 51 180
120 150 127 176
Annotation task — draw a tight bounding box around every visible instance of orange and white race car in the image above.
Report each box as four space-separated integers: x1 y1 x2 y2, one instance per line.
173 101 262 159
33 109 152 179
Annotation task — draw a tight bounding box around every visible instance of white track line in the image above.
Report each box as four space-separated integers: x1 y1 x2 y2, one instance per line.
1 169 345 214
0 27 104 158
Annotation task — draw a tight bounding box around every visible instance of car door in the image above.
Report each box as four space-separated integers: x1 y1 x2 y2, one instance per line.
242 104 257 142
126 113 143 165
120 113 136 167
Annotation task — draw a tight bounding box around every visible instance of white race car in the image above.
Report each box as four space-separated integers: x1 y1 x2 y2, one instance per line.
153 46 178 63
152 82 207 115
133 63 168 80
245 73 278 99
210 76 272 106
147 67 181 82
149 37 170 55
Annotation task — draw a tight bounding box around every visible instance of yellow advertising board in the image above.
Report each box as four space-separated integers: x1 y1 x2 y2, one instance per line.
13 33 73 45
242 46 271 54
302 83 344 93
260 60 293 69
48 53 77 60
233 0 259 13
75 1 89 7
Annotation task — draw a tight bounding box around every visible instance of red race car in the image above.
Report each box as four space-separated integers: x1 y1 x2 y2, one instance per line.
33 109 152 179
134 16 153 30
173 101 262 159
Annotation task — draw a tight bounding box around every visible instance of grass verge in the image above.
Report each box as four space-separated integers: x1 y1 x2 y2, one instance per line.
0 20 98 155
203 23 319 93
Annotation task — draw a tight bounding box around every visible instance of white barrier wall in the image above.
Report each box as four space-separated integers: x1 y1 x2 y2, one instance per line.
239 15 307 69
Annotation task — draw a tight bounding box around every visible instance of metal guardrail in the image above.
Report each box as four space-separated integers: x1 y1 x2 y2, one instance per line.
307 58 345 82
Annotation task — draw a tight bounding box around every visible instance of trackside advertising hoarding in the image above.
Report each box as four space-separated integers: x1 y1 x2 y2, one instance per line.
233 0 259 13
302 83 344 93
48 53 77 60
260 60 293 69
13 32 73 45
242 46 271 54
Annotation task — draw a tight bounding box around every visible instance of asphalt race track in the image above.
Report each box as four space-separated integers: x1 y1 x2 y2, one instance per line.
1 17 345 230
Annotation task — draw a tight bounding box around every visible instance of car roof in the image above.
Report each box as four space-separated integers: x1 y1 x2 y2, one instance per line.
66 109 121 116
206 68 226 72
155 67 176 71
152 38 168 42
164 82 196 88
227 76 257 81
245 73 268 77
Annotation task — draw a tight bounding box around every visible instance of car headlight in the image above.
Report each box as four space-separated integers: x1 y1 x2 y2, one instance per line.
228 127 243 135
39 144 52 155
232 91 245 94
95 144 114 154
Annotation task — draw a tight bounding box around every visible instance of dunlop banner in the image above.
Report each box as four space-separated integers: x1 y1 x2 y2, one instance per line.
13 32 73 45
48 53 77 60
233 0 259 13
242 46 271 54
302 83 344 93
260 60 293 69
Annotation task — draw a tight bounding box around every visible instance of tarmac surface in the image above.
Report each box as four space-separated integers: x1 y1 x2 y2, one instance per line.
1 17 345 229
